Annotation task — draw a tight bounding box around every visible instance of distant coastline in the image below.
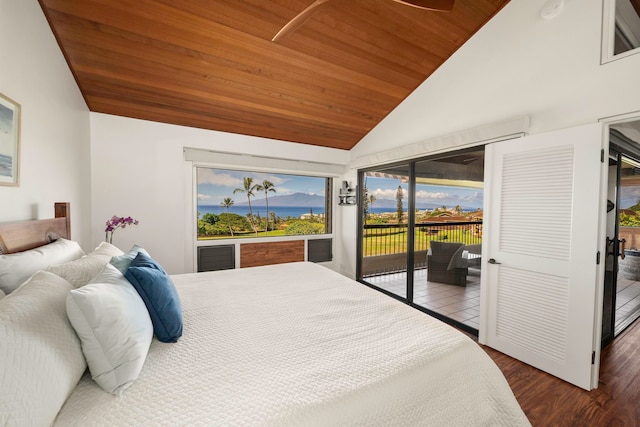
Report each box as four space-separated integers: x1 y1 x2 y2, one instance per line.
199 204 480 219
198 205 324 219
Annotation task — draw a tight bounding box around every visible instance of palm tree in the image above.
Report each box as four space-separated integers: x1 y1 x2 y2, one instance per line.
220 197 234 236
256 180 276 234
234 177 259 235
269 211 277 228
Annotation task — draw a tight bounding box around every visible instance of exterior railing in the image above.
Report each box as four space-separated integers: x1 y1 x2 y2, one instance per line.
362 220 483 277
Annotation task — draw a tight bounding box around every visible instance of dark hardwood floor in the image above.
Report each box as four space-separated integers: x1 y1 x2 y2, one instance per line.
482 320 640 426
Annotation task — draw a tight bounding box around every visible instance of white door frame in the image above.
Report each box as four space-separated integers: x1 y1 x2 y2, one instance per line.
599 111 640 344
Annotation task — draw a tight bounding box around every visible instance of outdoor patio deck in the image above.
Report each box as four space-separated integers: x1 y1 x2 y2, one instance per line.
615 277 640 335
365 268 481 330
366 269 640 336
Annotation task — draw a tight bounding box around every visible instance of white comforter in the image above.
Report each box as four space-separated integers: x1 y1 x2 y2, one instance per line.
54 262 529 426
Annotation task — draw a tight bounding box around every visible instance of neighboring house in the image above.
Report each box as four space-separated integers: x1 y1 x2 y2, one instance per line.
467 211 484 220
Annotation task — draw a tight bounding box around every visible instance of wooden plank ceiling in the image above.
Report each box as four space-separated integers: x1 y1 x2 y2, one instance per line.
39 0 508 150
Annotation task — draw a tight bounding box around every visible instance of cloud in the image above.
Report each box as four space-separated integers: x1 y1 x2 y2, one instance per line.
197 193 212 201
368 186 483 208
198 169 291 190
197 169 243 187
251 173 288 186
459 191 483 202
272 186 293 195
416 190 483 207
620 185 640 208
371 187 407 199
415 190 448 200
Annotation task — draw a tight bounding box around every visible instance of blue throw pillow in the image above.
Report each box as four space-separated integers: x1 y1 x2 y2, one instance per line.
125 252 183 343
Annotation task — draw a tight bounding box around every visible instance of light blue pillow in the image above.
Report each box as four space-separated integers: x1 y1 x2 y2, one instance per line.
110 244 149 274
125 252 183 343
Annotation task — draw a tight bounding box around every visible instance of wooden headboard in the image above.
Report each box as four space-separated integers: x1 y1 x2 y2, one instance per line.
0 203 70 254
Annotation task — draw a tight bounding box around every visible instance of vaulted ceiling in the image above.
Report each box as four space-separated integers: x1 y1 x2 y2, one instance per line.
39 0 508 150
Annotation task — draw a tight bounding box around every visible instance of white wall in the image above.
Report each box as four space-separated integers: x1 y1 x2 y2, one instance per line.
352 0 640 160
0 0 91 247
340 0 640 277
12 0 639 279
90 113 349 274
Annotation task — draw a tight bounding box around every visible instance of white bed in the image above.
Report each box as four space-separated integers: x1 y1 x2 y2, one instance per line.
0 207 529 426
52 262 526 426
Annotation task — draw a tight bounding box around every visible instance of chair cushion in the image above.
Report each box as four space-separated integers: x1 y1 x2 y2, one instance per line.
430 241 465 270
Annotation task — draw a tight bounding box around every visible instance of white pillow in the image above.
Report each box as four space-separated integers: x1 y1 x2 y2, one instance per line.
0 238 85 294
66 263 153 394
88 241 125 258
48 241 124 288
0 271 87 426
0 289 5 300
48 256 108 288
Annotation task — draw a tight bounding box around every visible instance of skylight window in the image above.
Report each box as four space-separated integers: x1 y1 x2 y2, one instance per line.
603 0 640 62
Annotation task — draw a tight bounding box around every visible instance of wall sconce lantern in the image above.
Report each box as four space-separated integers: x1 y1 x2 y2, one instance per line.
338 181 357 205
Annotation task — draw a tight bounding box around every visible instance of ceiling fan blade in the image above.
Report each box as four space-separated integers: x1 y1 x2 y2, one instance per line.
272 0 330 42
391 0 454 11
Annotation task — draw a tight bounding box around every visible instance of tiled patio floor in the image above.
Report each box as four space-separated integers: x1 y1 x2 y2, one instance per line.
367 269 640 334
366 268 481 330
615 278 640 335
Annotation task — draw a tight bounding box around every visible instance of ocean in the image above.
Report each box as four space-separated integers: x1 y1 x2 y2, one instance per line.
198 205 324 219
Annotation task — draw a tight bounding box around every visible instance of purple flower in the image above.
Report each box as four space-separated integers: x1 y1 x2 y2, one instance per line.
105 215 140 244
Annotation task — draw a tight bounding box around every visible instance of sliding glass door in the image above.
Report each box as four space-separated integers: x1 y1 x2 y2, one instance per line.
357 148 484 334
359 164 410 299
411 151 484 331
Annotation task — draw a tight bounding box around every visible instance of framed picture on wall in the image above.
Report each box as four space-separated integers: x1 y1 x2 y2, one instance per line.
0 92 21 186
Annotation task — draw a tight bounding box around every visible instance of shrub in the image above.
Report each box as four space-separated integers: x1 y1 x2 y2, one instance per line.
285 220 324 235
201 213 219 225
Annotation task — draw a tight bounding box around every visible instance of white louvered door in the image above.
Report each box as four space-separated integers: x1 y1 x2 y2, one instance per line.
480 123 605 390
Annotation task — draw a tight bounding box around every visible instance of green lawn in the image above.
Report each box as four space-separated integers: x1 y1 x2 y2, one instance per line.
198 229 288 240
200 222 481 257
363 227 481 256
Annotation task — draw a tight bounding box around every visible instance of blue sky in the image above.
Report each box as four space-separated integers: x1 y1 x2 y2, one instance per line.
365 176 483 209
620 185 640 209
197 168 326 205
197 168 484 209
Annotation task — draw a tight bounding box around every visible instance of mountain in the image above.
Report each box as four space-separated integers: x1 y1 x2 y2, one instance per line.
370 198 480 211
235 192 324 207
236 193 480 210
